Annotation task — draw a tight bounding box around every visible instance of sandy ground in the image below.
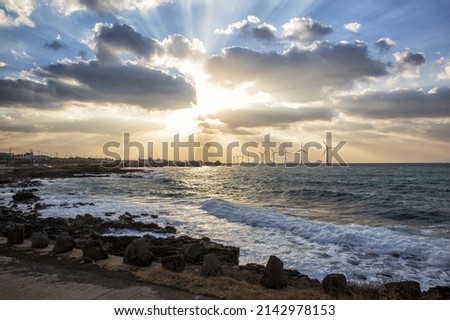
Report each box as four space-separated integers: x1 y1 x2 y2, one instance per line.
0 238 209 300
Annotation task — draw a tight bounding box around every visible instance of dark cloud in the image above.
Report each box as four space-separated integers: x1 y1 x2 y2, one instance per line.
282 17 332 42
0 60 196 109
207 106 334 129
94 23 161 63
341 87 450 119
252 24 276 41
394 49 426 67
375 37 396 53
206 42 387 102
0 78 55 105
93 23 204 63
78 0 116 17
44 39 68 51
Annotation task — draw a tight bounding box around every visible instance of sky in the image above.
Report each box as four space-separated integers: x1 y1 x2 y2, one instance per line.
0 0 449 162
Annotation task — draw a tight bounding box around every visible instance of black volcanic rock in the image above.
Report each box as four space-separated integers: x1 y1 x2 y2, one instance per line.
82 240 109 261
260 256 287 289
382 281 421 300
53 232 75 254
13 190 40 203
7 224 24 245
31 231 49 248
123 237 154 267
162 254 186 273
201 254 223 277
322 274 350 297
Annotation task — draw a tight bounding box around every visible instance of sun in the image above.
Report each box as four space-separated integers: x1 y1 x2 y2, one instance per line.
191 71 272 116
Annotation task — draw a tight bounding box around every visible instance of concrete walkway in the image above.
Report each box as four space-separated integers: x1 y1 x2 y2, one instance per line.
0 238 207 300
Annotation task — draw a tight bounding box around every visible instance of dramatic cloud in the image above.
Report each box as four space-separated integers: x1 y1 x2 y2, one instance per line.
375 37 396 53
0 61 6 68
93 23 204 64
206 42 387 102
215 15 277 41
207 106 334 129
341 87 450 119
0 59 196 110
0 0 34 28
93 23 162 63
394 48 426 67
344 22 361 33
282 17 332 42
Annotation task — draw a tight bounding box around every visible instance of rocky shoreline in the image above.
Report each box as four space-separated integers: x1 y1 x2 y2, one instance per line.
1 177 449 300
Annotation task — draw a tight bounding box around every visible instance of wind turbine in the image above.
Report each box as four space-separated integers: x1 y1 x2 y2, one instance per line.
284 150 292 166
296 143 308 164
271 148 278 164
258 151 265 164
323 140 331 166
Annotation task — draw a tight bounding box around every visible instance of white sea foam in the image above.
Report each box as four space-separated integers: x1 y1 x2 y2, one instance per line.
200 198 450 288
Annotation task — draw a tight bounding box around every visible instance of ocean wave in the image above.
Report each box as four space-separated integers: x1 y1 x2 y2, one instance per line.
200 198 450 268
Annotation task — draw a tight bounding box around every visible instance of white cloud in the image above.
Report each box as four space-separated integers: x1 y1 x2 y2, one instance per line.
0 0 35 28
436 58 450 80
215 19 249 35
344 22 361 33
282 17 332 42
247 15 260 24
375 37 396 53
215 15 277 41
11 50 31 59
0 61 7 68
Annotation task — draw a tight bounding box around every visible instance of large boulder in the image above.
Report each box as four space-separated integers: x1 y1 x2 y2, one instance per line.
322 274 350 297
123 237 154 267
382 281 421 300
201 254 223 277
185 242 206 263
82 240 108 261
162 254 186 273
260 255 287 289
422 286 450 300
31 231 49 249
7 224 24 245
53 232 75 254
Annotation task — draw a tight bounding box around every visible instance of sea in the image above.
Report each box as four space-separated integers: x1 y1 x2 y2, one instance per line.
2 164 450 289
